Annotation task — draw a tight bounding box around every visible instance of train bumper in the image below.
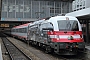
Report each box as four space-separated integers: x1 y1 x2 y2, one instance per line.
54 42 85 55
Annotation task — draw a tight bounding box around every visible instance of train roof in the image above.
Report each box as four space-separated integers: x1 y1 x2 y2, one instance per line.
49 16 78 21
12 23 31 29
29 16 78 25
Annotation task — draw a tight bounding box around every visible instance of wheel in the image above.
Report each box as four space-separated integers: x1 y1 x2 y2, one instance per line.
45 46 52 54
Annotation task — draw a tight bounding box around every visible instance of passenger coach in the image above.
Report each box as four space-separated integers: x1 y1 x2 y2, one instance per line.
11 23 30 41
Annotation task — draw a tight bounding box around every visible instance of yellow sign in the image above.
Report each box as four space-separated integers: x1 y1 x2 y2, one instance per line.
5 24 9 27
1 24 5 27
0 24 9 27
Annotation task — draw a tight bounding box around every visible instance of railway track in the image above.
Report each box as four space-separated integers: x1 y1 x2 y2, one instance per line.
1 33 90 60
10 37 87 60
1 37 32 60
28 42 89 60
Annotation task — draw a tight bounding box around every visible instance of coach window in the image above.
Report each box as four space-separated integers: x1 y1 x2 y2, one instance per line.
14 29 16 32
14 29 15 32
25 28 26 33
16 29 17 32
19 28 20 32
20 28 22 33
18 29 19 32
21 28 23 33
16 29 18 32
15 29 16 32
22 28 24 33
22 28 25 33
17 29 18 32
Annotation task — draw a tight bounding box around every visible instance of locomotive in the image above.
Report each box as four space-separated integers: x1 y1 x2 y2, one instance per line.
11 16 85 55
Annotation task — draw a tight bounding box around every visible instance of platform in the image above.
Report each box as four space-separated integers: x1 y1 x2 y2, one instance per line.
0 38 3 60
85 44 90 50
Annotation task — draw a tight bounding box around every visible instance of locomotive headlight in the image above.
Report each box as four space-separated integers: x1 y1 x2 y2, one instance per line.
68 36 73 40
56 35 60 40
56 35 59 38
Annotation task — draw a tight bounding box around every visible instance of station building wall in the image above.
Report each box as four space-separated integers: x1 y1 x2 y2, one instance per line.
1 0 72 21
72 0 90 11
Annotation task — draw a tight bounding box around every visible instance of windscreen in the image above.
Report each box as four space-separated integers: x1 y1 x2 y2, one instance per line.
57 20 79 31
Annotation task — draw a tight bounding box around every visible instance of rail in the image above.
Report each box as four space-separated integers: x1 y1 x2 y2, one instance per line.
1 37 32 60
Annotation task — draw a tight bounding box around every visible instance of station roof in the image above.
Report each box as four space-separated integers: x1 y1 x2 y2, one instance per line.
65 8 90 20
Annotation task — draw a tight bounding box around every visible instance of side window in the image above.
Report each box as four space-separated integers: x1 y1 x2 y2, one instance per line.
39 22 53 31
39 22 53 37
46 23 53 29
20 28 22 33
72 21 79 31
29 24 38 35
23 28 27 33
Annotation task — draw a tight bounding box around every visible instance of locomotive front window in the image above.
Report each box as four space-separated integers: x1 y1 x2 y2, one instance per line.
57 20 79 31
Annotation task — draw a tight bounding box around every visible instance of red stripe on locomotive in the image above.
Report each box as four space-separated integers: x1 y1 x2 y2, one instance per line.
47 31 84 42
